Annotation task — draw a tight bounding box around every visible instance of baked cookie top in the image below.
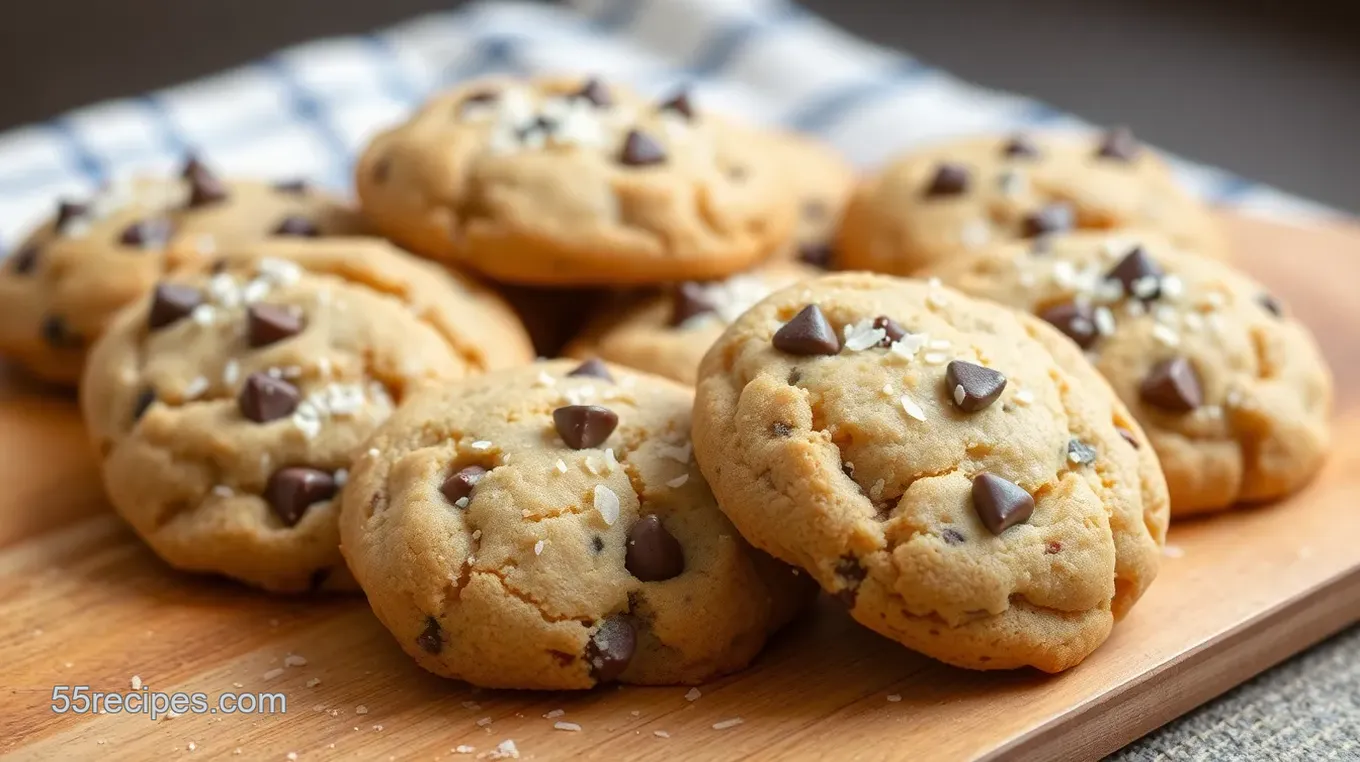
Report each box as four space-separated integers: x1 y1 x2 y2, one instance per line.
692 272 1168 672
0 159 366 384
566 261 820 385
923 230 1332 515
355 76 797 285
81 243 531 593
835 130 1226 276
339 359 813 690
762 130 856 269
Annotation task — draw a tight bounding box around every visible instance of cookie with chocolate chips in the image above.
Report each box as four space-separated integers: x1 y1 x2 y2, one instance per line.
565 261 820 385
923 230 1332 515
354 76 798 285
80 242 533 593
338 360 813 689
836 130 1227 277
692 272 1169 672
0 158 366 385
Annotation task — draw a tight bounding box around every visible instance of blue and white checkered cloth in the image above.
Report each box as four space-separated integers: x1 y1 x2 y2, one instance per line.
0 0 1338 253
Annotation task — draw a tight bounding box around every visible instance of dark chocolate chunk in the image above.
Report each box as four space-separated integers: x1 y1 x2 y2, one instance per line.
237 372 300 423
1105 246 1163 300
54 200 88 234
1039 302 1098 349
942 528 965 546
945 361 1007 412
133 388 157 421
1002 134 1041 159
1096 126 1141 162
585 616 635 683
1139 357 1203 412
416 616 443 654
1020 203 1075 238
119 217 173 248
620 129 666 167
923 162 970 197
10 245 40 275
41 315 79 347
574 78 613 107
772 304 840 356
273 179 308 195
658 89 694 119
625 515 685 581
247 304 304 348
183 157 229 208
971 473 1034 535
264 467 337 527
567 358 613 382
797 242 833 269
670 281 715 326
872 315 907 346
440 465 488 506
1258 293 1283 318
273 215 320 237
552 405 619 449
147 283 203 330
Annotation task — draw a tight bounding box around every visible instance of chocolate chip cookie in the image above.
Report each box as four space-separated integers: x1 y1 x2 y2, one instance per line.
923 230 1332 515
836 130 1226 276
692 273 1169 672
0 158 366 384
339 359 813 689
565 261 820 385
81 243 533 593
355 76 797 285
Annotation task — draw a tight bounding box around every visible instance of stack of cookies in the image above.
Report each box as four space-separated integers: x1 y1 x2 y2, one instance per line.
0 73 1332 689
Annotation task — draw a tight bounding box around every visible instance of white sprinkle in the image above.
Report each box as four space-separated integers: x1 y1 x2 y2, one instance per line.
543 709 565 719
923 352 949 365
887 694 902 703
1182 311 1204 332
900 395 927 422
454 746 476 755
554 722 582 732
222 360 240 385
1162 544 1185 558
926 280 949 308
470 440 492 451
1152 324 1181 347
191 303 216 325
1124 300 1147 318
333 469 348 488
953 384 966 407
183 376 209 400
476 717 492 727
685 687 702 702
881 384 893 396
284 753 295 761
455 497 470 509
665 474 690 489
653 730 671 738
1051 261 1077 288
927 338 952 351
488 740 519 759
257 257 302 285
284 654 307 667
554 459 568 475
367 448 380 458
1070 316 1095 337
960 219 991 249
657 441 692 463
1094 306 1117 337
1160 275 1184 300
890 333 927 359
712 718 744 730
594 485 620 526
604 448 619 473
533 540 545 556
305 678 321 688
130 675 142 690
842 319 887 351
1014 388 1035 406
1132 276 1161 300
534 371 556 387
584 456 600 475
1203 291 1226 309
355 705 369 715
262 668 285 680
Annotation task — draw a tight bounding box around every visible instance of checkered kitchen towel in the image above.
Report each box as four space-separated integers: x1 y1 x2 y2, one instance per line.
0 0 1338 252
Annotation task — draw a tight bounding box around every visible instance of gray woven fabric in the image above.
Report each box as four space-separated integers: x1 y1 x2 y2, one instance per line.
1112 624 1360 760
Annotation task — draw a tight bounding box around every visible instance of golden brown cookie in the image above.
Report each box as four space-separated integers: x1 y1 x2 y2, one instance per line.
836 130 1226 276
355 76 797 285
923 230 1332 515
339 359 813 689
762 130 856 269
692 273 1168 672
566 261 819 385
81 243 534 593
0 158 366 385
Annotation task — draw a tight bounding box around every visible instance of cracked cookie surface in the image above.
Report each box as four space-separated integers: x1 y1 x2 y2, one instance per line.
923 230 1332 515
836 131 1226 277
355 75 797 285
565 261 820 385
338 359 814 689
0 161 366 385
692 272 1168 672
81 243 533 593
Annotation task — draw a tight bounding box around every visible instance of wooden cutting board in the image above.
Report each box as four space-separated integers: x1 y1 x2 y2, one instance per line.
2 213 1358 762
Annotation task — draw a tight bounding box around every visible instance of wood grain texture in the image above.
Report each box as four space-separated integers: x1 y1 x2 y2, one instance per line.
2 213 1358 761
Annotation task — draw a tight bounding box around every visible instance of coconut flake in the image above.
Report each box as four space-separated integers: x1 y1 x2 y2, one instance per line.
594 485 620 526
900 395 927 422
842 319 887 352
665 474 689 489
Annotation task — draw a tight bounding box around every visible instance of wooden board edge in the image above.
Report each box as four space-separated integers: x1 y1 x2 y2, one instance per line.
986 562 1360 761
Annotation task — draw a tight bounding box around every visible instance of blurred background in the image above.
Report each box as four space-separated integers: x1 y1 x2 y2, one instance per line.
2 0 1356 211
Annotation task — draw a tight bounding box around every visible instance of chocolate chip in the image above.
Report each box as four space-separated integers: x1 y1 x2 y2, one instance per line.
1039 302 1098 349
797 242 833 269
264 467 337 527
1002 134 1041 159
620 130 666 167
625 515 684 581
552 405 619 449
460 90 499 112
872 315 906 346
237 372 300 423
971 473 1034 535
924 162 970 197
308 568 332 591
1116 426 1141 449
771 422 792 437
670 282 715 326
585 616 635 683
133 388 156 421
273 215 320 237
1096 126 1141 162
1140 357 1203 412
10 245 40 275
658 89 694 119
1067 439 1097 466
54 200 88 234
567 358 613 382
183 157 228 208
273 179 308 195
1258 293 1283 317
247 304 304 348
946 361 1007 412
773 304 840 356
441 465 487 506
119 217 173 248
1020 203 1075 238
591 536 605 554
416 616 443 654
942 528 965 546
574 78 613 107
1105 246 1163 300
41 315 79 348
148 283 203 330
834 556 866 607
